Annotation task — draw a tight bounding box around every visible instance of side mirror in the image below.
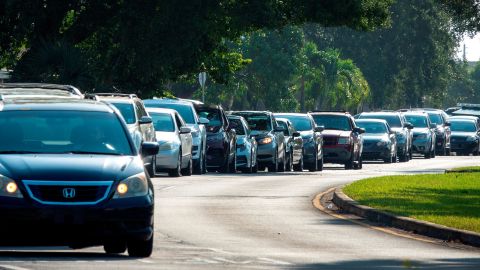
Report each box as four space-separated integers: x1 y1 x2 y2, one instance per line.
199 117 210 125
141 142 159 156
292 131 301 137
314 126 325 133
139 116 153 125
353 127 365 134
249 134 256 139
404 122 414 130
275 126 286 132
444 121 451 127
180 127 191 134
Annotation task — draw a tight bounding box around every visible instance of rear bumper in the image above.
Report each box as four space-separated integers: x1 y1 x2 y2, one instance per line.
155 148 180 170
323 146 352 163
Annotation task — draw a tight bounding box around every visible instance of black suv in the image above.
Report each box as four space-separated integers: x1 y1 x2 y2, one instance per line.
195 104 237 172
0 94 158 257
309 111 364 170
232 111 286 172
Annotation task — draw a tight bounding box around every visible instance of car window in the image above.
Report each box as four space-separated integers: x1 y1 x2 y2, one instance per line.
237 114 272 132
150 113 175 132
228 118 246 135
275 115 312 131
428 113 444 125
311 115 351 131
450 121 477 132
110 102 136 124
277 121 290 136
144 102 196 124
358 114 402 128
197 109 223 127
404 115 428 128
356 122 388 134
0 111 132 155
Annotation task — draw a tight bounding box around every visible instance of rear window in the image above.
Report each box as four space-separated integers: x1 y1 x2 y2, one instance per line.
358 114 402 128
275 115 312 131
144 102 196 124
450 121 477 132
228 118 246 135
111 102 136 124
150 113 175 132
311 115 351 131
236 114 272 132
404 115 428 128
356 122 388 134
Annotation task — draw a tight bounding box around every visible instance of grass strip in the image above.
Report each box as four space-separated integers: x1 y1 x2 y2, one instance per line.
447 166 480 173
344 173 480 233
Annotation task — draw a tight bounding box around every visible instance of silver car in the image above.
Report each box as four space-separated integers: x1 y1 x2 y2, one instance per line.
227 115 258 173
147 108 193 177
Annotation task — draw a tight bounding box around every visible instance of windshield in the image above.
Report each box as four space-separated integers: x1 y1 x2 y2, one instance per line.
311 115 351 131
428 113 443 125
0 111 132 155
150 113 175 132
276 115 312 131
356 122 388 134
228 118 246 135
450 121 477 132
111 102 136 124
404 115 428 128
144 102 196 124
359 114 402 128
197 109 222 127
237 114 272 131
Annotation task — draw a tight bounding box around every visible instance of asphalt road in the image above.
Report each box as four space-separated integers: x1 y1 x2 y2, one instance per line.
1 156 480 270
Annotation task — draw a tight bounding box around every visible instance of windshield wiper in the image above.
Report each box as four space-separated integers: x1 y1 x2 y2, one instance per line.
63 151 124 156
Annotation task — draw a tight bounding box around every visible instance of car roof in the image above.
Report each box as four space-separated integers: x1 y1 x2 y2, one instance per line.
146 107 176 115
403 111 428 116
0 98 114 113
234 110 271 115
274 113 309 117
309 111 351 116
144 98 193 106
360 111 400 116
0 83 83 99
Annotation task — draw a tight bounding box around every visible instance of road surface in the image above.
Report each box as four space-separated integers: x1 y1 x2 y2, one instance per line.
1 156 480 269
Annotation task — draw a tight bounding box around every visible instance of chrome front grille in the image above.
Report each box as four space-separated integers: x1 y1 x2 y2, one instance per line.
23 180 113 206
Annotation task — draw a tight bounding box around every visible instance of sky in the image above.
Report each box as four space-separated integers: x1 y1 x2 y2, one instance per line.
457 34 480 61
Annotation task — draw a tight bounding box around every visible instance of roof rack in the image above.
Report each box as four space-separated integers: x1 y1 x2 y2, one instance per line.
92 93 138 99
0 83 83 96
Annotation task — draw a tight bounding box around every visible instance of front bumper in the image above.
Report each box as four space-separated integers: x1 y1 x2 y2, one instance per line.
451 141 477 153
303 141 317 164
236 146 251 168
0 195 154 246
323 146 352 163
256 143 276 165
206 138 227 168
412 139 431 154
362 144 391 160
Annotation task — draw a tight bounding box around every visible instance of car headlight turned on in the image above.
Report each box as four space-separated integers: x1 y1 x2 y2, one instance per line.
0 175 23 198
258 137 273 145
113 173 149 199
338 137 351 145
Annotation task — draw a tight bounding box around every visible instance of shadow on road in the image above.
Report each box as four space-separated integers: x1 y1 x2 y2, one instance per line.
0 250 132 261
286 258 480 269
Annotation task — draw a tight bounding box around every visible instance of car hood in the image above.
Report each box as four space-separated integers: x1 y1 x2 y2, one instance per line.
300 130 314 139
363 134 389 141
322 130 351 137
155 131 179 143
451 131 476 137
413 128 430 135
250 130 272 138
391 127 405 133
0 155 141 181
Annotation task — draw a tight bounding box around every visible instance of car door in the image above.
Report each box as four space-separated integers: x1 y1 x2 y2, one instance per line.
175 112 192 160
272 115 285 156
135 101 155 142
350 117 363 157
221 107 236 158
311 117 323 158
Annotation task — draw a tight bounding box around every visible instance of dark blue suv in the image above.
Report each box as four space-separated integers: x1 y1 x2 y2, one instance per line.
0 93 158 257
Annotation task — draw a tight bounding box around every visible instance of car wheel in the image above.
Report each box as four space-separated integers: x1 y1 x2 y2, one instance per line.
278 149 286 172
228 152 237 173
268 149 279 172
104 239 127 254
286 150 293 172
354 156 362 170
345 153 355 169
146 156 155 178
308 150 318 172
293 152 304 172
181 157 193 176
446 148 451 156
128 235 153 258
168 152 182 177
424 151 431 159
193 145 204 175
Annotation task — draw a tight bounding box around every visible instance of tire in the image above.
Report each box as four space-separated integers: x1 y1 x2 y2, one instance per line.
293 153 304 172
345 153 354 170
424 152 431 159
285 150 293 172
354 156 362 170
431 148 436 158
193 145 204 175
268 149 279 172
308 150 318 172
228 152 237 173
104 240 127 254
383 156 392 163
446 148 451 156
168 153 182 177
278 150 286 172
146 156 155 178
317 155 324 171
181 157 192 176
128 236 153 258
399 151 408 162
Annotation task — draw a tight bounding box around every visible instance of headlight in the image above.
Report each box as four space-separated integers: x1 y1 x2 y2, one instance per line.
113 173 149 199
258 137 273 144
416 134 427 140
0 175 23 198
158 141 176 151
338 137 351 145
376 141 388 147
467 136 477 142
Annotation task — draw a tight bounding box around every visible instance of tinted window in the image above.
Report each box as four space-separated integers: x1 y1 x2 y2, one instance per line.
404 115 428 128
228 118 246 135
144 103 195 124
275 115 312 131
450 121 477 132
311 115 351 131
197 109 222 127
428 113 444 125
111 102 136 124
237 114 272 131
356 122 388 134
277 121 290 136
0 111 132 155
358 114 402 128
150 113 175 132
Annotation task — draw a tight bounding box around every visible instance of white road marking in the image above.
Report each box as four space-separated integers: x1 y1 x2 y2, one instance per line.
213 257 251 264
160 186 175 191
0 265 32 270
208 248 235 255
258 257 292 265
137 259 154 264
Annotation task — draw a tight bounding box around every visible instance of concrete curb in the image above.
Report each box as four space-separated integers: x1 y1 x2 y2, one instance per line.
332 187 480 247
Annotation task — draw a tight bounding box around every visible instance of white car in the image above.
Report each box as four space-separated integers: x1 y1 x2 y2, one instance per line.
147 108 193 177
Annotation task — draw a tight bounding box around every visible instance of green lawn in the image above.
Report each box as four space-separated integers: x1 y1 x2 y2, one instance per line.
447 166 480 173
343 172 480 233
